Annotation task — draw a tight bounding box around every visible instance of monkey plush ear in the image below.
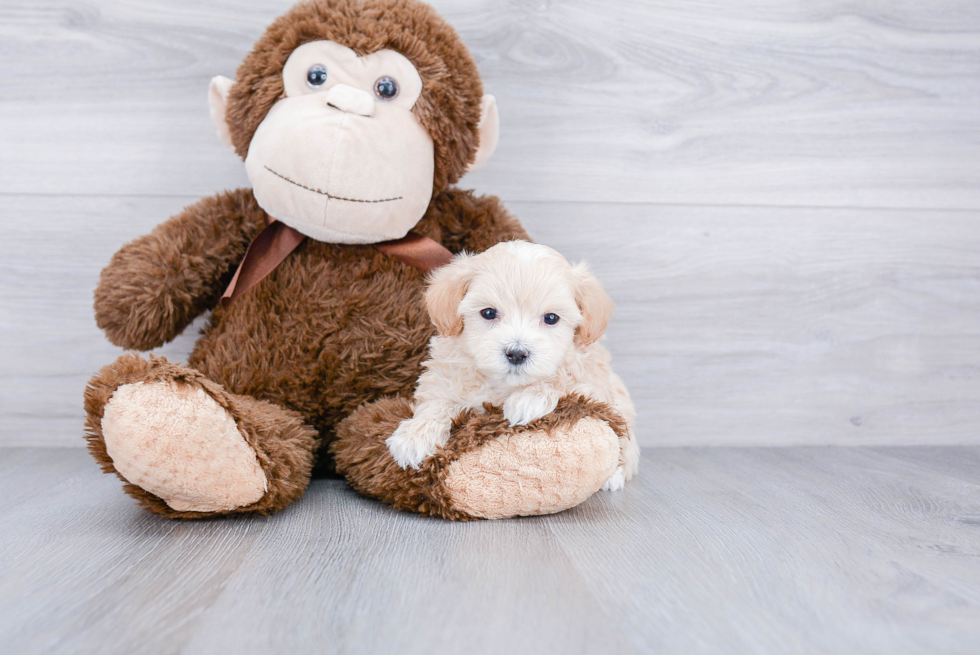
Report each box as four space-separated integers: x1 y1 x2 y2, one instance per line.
465 95 499 174
572 263 615 347
208 75 236 150
424 254 477 337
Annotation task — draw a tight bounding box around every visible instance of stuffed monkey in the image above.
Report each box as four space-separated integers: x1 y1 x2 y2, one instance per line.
84 0 626 520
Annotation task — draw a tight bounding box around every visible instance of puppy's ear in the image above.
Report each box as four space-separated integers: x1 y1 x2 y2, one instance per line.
425 254 476 337
572 262 614 346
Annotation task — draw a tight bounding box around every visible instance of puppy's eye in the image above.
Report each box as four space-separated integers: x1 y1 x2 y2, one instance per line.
480 308 498 320
306 64 328 88
543 313 560 325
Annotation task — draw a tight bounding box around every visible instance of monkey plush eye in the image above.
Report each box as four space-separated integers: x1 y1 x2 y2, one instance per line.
306 64 328 88
374 76 399 100
480 308 498 320
543 313 560 325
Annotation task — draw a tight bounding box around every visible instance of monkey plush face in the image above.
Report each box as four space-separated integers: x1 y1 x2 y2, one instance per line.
215 41 434 243
206 0 500 245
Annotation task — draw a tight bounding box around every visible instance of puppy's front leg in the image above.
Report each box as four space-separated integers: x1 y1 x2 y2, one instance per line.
503 384 562 426
386 401 456 469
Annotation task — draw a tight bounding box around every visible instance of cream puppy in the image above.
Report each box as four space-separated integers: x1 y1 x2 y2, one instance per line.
386 240 639 490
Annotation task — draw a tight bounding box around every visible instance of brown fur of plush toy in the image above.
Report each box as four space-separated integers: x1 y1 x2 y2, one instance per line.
94 190 264 351
87 186 529 509
84 0 628 520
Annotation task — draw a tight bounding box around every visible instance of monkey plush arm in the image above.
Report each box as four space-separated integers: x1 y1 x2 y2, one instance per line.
94 189 266 351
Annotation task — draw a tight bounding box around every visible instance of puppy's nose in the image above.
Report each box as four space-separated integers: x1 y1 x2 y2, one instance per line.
505 347 529 365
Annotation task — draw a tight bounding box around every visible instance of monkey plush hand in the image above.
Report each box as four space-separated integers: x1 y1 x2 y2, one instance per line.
84 0 625 520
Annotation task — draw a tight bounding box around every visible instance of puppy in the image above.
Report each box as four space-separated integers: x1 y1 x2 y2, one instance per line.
385 240 639 490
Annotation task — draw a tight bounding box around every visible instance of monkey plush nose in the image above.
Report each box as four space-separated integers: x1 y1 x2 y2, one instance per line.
505 347 529 365
324 84 375 117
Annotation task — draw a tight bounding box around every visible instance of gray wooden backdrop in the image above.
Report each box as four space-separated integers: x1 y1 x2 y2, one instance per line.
2 0 979 447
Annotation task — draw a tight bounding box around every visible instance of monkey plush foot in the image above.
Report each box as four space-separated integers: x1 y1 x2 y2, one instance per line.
102 380 267 512
332 396 626 520
85 354 318 518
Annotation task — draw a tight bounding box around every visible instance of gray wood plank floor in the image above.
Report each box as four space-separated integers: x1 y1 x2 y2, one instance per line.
2 447 979 655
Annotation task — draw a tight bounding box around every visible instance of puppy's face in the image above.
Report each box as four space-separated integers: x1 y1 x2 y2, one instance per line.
457 252 581 387
425 241 614 388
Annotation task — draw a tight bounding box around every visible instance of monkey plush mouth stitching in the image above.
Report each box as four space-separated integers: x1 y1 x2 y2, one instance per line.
264 166 403 204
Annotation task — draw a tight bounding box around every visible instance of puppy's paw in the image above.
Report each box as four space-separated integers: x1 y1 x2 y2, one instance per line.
385 418 451 469
601 466 626 491
503 391 559 426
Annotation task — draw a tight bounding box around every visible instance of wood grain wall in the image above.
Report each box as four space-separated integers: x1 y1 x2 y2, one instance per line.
2 0 979 446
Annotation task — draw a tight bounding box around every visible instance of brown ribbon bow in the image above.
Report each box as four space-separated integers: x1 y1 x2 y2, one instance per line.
220 218 454 307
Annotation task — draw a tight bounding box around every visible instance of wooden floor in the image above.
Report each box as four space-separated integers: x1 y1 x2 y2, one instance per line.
2 447 979 655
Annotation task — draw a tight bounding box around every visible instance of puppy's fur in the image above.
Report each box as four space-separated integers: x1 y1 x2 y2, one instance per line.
386 241 639 490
